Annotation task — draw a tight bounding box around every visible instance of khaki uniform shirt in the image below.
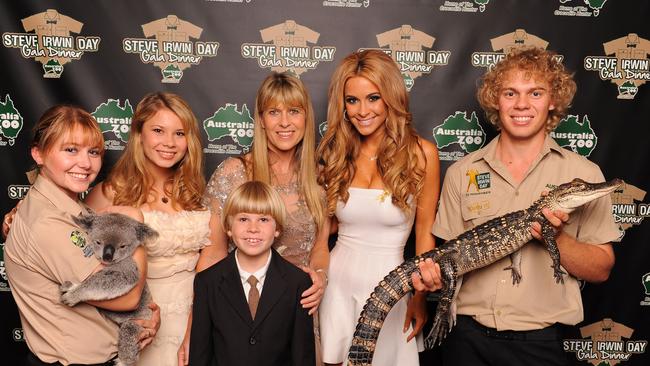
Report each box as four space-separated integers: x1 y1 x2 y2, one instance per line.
376 25 435 79
5 176 117 365
432 135 621 331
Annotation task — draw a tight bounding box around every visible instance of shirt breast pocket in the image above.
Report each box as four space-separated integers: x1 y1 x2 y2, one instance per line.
460 197 501 228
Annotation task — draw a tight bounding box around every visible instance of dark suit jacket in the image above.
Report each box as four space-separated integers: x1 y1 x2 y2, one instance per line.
189 249 315 366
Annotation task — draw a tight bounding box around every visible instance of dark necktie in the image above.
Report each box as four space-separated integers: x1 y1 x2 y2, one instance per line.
247 275 259 319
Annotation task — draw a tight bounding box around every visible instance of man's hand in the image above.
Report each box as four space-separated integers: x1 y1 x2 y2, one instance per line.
530 208 569 241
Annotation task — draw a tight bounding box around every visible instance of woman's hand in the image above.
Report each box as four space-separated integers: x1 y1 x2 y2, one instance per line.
2 200 22 239
177 334 190 366
300 266 327 315
134 302 161 350
403 291 428 342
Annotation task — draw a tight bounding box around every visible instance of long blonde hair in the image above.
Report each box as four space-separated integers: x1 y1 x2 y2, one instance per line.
248 72 325 231
104 92 205 210
317 50 425 215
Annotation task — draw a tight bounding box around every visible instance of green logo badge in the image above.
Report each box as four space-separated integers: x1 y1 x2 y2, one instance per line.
203 104 254 155
162 64 183 83
318 121 328 138
551 115 598 157
0 94 23 147
433 111 486 161
92 99 134 151
70 230 93 257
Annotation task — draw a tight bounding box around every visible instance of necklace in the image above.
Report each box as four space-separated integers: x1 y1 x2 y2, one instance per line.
359 150 378 161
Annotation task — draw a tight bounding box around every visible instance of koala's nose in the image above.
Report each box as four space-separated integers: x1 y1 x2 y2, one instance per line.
102 246 115 262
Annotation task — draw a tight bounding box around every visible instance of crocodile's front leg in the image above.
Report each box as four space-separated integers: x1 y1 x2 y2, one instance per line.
424 257 457 348
541 222 566 284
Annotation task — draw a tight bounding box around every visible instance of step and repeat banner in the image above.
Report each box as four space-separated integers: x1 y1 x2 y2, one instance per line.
1 0 649 364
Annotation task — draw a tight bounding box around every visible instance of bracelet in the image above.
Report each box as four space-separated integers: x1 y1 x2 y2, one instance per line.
315 268 328 285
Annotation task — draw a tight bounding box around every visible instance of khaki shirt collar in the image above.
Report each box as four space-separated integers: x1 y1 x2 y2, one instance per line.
31 174 87 216
469 133 569 164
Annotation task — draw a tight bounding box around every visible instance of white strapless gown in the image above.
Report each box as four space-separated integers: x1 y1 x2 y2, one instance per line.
137 210 211 366
320 188 422 365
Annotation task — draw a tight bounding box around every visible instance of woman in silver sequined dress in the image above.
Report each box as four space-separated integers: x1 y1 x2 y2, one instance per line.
179 72 330 365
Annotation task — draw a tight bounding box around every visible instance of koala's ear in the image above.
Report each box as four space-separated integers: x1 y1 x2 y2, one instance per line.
72 213 96 231
136 223 159 242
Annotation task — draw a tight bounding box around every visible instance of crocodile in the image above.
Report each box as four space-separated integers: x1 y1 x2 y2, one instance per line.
347 178 622 366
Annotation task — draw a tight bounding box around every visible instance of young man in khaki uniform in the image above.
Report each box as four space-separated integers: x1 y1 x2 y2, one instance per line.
413 47 620 365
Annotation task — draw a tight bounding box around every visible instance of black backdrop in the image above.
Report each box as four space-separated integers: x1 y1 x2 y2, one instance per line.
1 1 649 365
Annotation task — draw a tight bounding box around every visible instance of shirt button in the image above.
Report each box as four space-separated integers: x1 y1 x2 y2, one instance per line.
500 279 506 284
496 310 502 316
515 191 519 196
249 337 257 345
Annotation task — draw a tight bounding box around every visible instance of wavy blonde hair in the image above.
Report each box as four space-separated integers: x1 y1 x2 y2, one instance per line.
317 50 425 215
247 72 325 230
477 47 577 132
221 181 287 233
104 92 205 210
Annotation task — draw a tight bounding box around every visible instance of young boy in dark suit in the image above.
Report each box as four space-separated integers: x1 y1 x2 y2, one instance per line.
189 181 315 366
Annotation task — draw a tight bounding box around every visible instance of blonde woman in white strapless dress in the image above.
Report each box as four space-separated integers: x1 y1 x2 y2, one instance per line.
317 50 440 365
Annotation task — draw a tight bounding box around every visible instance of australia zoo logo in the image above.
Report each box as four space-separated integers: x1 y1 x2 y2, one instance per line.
555 0 607 17
123 15 219 83
471 29 563 70
432 111 486 161
440 0 491 13
91 99 134 151
2 9 100 78
564 318 647 364
584 33 650 100
550 114 597 157
203 103 254 155
361 25 450 91
241 20 335 78
0 95 23 147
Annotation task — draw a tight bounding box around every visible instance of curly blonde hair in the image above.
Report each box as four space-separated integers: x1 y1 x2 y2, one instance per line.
317 50 425 216
477 47 577 132
104 92 205 210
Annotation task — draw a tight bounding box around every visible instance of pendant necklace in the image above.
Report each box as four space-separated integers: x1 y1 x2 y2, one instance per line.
359 150 378 161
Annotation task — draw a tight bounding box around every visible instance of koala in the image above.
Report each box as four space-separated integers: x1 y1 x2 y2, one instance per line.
60 212 158 366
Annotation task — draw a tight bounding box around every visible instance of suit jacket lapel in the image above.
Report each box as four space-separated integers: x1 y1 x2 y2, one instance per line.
219 253 254 326
252 251 288 330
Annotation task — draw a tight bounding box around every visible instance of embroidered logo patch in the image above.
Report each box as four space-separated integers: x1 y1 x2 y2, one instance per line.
70 230 93 257
466 170 491 193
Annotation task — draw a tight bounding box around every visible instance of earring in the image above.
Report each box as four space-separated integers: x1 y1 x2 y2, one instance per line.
343 109 350 122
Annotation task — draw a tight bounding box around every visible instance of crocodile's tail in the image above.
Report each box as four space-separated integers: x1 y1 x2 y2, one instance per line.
347 258 418 366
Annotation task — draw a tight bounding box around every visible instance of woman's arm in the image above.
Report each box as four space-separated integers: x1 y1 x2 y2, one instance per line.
301 217 331 314
86 246 148 311
404 138 440 341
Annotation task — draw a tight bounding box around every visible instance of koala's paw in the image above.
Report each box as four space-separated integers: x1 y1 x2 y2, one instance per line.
59 281 80 306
